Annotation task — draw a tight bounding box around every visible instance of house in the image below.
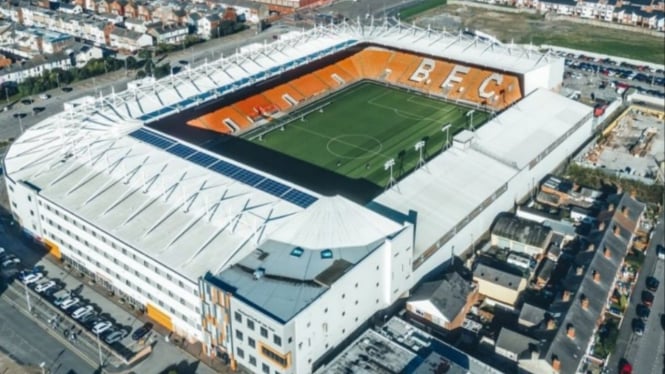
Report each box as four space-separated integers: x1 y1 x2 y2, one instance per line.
538 0 578 15
217 0 269 23
109 0 127 16
518 303 548 328
196 13 221 38
0 52 71 84
406 271 478 331
518 193 645 374
495 328 539 362
109 27 153 52
473 263 527 307
58 3 83 14
534 258 556 289
491 214 553 257
72 44 103 67
147 22 189 44
124 17 147 33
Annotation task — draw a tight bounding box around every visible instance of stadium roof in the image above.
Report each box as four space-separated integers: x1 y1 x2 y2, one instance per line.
373 89 591 257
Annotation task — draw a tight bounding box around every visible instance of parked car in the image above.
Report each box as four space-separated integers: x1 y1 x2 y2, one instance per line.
632 318 645 336
79 313 98 325
1 257 20 267
0 247 5 256
657 244 665 260
53 292 71 306
39 93 51 100
72 305 95 320
104 330 128 344
35 280 56 293
59 297 80 310
131 322 153 341
620 360 633 374
636 304 651 321
92 321 113 335
642 290 654 307
646 276 660 292
22 273 44 285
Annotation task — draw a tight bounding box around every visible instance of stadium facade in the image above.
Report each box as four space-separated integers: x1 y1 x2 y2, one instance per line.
3 22 592 373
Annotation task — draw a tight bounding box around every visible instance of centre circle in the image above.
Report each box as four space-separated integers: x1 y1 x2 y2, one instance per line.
326 134 383 160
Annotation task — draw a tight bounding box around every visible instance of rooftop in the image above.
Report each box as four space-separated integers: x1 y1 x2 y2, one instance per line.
473 263 525 291
409 272 474 321
492 214 552 249
519 303 548 327
496 328 539 360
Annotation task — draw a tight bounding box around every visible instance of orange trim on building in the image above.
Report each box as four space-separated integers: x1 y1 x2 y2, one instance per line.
146 303 174 332
258 341 291 370
42 238 62 260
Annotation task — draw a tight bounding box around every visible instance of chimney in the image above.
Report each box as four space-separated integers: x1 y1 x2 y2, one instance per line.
587 243 595 252
621 205 629 217
592 270 600 283
572 182 579 192
576 265 585 276
604 246 611 259
613 224 620 236
566 324 576 339
580 294 589 310
608 203 615 212
552 356 561 372
630 189 636 199
547 319 556 330
562 290 571 302
598 221 606 231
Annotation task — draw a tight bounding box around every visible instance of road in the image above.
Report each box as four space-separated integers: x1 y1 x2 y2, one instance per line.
0 296 95 374
607 219 665 374
0 26 293 144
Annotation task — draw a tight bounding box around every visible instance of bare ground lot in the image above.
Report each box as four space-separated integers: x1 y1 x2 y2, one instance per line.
414 4 665 64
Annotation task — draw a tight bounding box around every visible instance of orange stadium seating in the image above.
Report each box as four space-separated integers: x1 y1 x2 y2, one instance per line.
358 48 392 79
234 95 278 119
289 74 331 98
187 47 524 135
335 57 361 80
314 64 355 87
385 52 420 84
263 84 305 111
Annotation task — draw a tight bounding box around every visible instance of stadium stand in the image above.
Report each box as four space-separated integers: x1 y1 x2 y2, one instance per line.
234 95 278 120
289 74 331 98
385 52 420 84
314 64 355 87
335 57 361 81
263 84 305 111
187 106 252 134
357 48 391 79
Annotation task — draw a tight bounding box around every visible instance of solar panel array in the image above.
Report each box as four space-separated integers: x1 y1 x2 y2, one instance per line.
128 128 318 208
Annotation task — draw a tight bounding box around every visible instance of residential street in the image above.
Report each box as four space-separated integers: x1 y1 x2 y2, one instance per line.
606 219 664 374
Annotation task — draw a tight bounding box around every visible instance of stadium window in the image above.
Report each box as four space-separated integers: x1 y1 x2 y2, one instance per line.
235 312 242 323
247 319 255 330
30 210 34 216
235 329 243 341
248 337 255 348
249 356 256 366
290 247 304 257
27 195 31 202
260 326 268 338
262 363 270 374
320 249 333 259
236 347 244 359
273 335 281 346
11 201 16 209
261 346 288 367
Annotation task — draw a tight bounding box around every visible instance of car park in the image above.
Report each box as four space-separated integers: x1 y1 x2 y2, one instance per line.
35 280 56 293
646 276 660 292
22 272 44 285
636 304 650 321
131 322 153 341
79 312 98 325
92 321 113 334
59 297 80 310
72 305 95 319
104 330 128 344
642 290 654 307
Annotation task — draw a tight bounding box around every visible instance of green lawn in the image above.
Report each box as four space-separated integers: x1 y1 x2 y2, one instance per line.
400 0 447 21
250 82 488 187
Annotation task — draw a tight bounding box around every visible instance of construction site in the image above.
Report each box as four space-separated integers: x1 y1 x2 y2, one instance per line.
578 105 665 185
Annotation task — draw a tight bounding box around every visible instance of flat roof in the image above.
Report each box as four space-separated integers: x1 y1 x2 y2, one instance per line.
374 89 592 256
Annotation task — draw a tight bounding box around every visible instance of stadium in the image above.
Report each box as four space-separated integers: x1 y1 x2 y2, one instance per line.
3 22 593 374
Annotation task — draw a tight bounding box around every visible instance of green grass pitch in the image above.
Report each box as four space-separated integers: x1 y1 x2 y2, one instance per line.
249 82 490 187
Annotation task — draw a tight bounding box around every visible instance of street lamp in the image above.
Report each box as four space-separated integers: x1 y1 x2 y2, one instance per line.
441 123 451 151
414 140 426 169
39 362 46 374
384 158 396 189
96 331 103 368
23 280 31 312
466 110 476 131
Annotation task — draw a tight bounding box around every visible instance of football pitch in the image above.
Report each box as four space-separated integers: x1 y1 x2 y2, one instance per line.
249 82 490 187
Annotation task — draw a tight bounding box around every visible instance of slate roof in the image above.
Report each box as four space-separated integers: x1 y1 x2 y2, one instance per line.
492 214 552 249
409 272 474 322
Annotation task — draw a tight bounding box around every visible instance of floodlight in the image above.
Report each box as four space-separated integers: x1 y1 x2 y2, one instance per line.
414 140 425 151
384 159 395 170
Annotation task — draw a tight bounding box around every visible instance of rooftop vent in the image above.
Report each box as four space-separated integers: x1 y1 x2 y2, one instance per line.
290 247 304 257
320 249 333 259
253 267 265 280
